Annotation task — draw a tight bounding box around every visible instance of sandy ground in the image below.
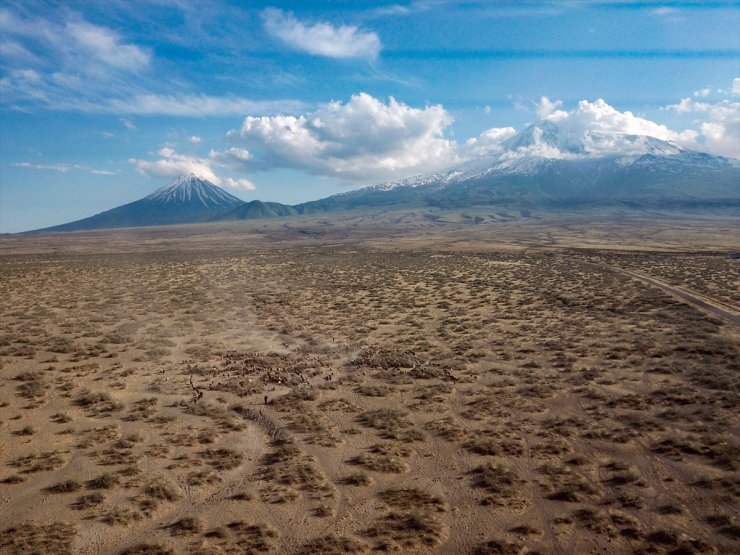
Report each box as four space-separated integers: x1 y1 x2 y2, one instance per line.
0 213 738 554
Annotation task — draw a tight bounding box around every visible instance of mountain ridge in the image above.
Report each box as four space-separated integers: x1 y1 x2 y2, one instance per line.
30 121 740 232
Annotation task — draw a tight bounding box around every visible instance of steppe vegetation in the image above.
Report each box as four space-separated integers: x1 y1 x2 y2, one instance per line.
0 224 737 554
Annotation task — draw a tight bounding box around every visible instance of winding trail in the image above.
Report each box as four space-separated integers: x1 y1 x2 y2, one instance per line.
596 263 740 327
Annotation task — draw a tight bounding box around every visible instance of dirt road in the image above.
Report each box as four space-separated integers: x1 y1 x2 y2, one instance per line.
605 265 740 327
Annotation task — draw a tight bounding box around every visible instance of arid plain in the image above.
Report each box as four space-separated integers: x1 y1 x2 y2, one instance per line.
1 211 738 554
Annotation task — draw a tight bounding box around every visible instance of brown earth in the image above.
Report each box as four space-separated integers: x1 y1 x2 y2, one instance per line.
1 211 738 554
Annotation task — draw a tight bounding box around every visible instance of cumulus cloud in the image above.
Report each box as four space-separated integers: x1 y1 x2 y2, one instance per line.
188 135 202 144
463 126 517 157
262 8 381 59
505 98 711 159
667 94 740 158
222 177 256 190
536 96 562 118
130 149 218 183
544 98 697 145
666 79 740 158
129 147 256 190
229 92 459 181
209 148 252 171
694 87 711 98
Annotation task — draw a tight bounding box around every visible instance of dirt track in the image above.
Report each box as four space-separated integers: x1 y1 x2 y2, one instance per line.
606 266 740 327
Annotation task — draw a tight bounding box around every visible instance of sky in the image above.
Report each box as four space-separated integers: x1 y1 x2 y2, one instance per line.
1 0 739 232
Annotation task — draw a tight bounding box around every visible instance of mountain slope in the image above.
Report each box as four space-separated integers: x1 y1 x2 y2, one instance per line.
283 122 740 214
34 123 740 233
214 200 299 220
36 174 245 232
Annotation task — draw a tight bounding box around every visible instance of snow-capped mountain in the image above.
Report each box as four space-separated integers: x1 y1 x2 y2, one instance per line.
371 121 708 188
37 174 244 232
35 122 740 233
285 121 739 214
144 174 242 208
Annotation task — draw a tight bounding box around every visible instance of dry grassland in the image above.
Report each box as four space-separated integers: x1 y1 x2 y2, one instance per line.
0 220 738 554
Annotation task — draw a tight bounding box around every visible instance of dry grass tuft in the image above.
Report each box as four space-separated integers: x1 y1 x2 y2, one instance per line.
199 448 243 470
356 408 423 441
340 472 373 486
11 450 67 474
471 538 530 555
167 516 204 536
45 480 81 494
71 492 105 510
347 443 412 473
297 534 369 554
0 522 78 554
365 486 449 550
469 462 529 509
120 542 175 555
258 436 334 505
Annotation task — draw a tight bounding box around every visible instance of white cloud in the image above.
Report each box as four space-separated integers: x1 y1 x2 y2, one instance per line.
12 162 69 172
463 126 517 157
262 8 381 59
209 148 252 171
12 161 116 175
667 97 740 158
652 7 676 16
65 21 150 71
0 39 38 63
229 92 458 181
694 87 711 98
130 147 256 190
667 97 694 114
0 8 304 117
130 150 218 183
372 4 413 16
188 135 202 144
0 9 149 73
545 98 698 145
733 77 740 96
536 96 562 118
222 177 256 190
121 118 136 130
105 94 305 116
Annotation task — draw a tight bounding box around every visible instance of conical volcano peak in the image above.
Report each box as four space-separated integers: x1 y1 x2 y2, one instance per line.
35 172 245 232
152 173 210 192
144 174 242 208
172 173 207 185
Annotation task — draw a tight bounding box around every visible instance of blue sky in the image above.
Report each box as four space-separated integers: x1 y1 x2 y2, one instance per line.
1 0 739 232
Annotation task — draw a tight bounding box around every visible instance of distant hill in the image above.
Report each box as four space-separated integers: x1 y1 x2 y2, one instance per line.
214 200 299 221
35 174 245 232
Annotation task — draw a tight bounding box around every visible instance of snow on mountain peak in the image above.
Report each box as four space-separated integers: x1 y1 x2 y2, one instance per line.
363 119 712 196
145 174 242 208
